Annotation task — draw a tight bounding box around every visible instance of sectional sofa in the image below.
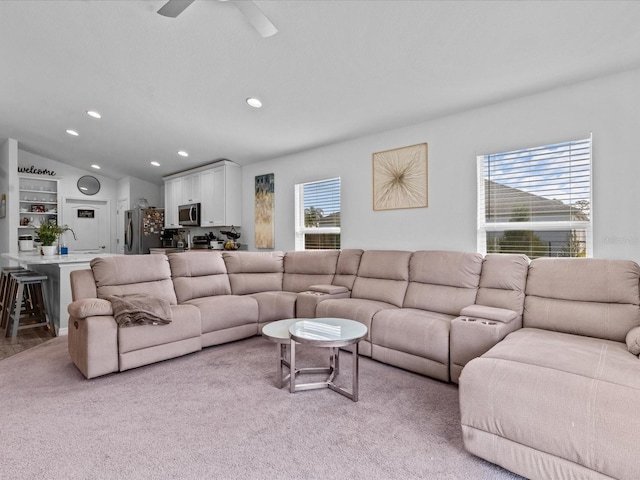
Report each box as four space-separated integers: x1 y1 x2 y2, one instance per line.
66 249 640 479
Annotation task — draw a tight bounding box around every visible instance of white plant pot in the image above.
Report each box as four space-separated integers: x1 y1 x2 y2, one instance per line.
41 245 57 256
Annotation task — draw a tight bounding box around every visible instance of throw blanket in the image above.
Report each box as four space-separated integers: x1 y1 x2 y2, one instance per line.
105 294 173 327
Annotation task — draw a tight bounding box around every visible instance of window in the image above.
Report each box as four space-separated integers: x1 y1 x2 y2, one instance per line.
295 177 341 250
477 136 592 258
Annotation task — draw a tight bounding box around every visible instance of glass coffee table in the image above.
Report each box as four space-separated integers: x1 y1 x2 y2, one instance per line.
262 318 368 401
289 318 367 402
262 318 327 389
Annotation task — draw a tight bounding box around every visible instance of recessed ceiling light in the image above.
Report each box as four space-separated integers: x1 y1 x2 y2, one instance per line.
178 150 189 157
86 110 102 119
150 161 160 167
246 97 262 108
91 164 101 170
66 129 79 136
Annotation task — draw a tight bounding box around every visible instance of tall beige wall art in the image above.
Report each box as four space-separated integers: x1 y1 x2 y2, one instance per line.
373 143 428 211
255 173 275 248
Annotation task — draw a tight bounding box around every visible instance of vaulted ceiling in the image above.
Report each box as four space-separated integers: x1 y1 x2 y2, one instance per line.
2 0 640 184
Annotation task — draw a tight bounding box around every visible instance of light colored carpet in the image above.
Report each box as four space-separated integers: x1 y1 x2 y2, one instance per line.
0 335 522 480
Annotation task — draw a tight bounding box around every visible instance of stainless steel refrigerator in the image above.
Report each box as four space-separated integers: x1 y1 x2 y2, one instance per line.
124 208 164 254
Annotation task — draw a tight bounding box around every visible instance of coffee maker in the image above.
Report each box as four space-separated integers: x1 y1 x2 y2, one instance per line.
161 229 178 248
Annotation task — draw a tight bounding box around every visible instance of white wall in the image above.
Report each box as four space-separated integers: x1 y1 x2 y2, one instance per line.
116 176 162 210
241 67 640 263
129 177 162 209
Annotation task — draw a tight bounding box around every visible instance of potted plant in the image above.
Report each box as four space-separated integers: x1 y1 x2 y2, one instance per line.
35 220 76 256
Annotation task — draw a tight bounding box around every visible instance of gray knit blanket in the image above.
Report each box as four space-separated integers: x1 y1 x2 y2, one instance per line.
105 294 173 327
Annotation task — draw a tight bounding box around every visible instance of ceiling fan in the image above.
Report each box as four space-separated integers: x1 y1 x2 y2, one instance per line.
157 0 278 38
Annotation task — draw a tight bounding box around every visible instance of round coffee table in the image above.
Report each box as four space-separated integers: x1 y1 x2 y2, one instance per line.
288 317 367 402
262 318 304 388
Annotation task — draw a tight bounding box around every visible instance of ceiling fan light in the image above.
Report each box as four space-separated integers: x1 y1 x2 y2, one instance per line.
246 97 263 108
91 164 101 170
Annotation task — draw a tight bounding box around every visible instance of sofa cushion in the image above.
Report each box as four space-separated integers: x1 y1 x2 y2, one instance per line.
460 328 640 480
250 291 297 323
524 258 640 342
475 254 529 314
282 250 339 292
91 255 177 305
351 250 411 307
333 249 364 290
169 251 232 303
316 297 397 344
403 251 482 315
118 304 201 354
372 308 453 365
223 251 284 295
185 295 259 333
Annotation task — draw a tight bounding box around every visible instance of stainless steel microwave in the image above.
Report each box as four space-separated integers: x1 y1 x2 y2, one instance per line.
178 203 200 226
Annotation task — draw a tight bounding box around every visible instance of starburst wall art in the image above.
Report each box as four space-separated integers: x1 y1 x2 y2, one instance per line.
372 143 428 211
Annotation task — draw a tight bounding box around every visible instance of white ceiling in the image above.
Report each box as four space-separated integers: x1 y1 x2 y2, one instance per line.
2 0 640 185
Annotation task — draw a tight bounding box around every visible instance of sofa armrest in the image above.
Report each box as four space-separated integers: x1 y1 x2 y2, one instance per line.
67 298 113 319
450 309 522 384
626 325 640 356
309 284 349 295
459 305 518 323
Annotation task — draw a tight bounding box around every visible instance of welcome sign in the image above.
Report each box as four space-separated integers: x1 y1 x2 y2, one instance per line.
18 165 56 176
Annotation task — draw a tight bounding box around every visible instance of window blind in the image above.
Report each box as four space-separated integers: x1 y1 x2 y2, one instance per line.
295 177 341 251
477 136 592 258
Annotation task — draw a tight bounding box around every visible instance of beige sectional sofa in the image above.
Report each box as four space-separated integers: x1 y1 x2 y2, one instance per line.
66 249 640 479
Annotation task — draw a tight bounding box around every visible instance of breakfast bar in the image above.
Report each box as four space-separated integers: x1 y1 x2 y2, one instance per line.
1 251 118 335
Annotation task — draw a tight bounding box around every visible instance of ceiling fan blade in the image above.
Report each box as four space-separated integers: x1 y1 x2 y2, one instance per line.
157 0 195 18
233 0 278 38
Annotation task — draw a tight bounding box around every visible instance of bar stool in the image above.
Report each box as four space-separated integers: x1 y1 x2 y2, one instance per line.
0 266 27 330
4 271 53 340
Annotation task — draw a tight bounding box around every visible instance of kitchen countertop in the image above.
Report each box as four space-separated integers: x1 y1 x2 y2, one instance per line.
2 251 120 265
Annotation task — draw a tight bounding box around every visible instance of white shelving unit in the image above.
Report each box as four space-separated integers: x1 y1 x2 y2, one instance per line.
18 176 59 235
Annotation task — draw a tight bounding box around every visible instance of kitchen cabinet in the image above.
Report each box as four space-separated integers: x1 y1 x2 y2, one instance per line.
164 177 182 228
18 176 59 241
180 173 201 204
200 162 242 227
163 160 241 228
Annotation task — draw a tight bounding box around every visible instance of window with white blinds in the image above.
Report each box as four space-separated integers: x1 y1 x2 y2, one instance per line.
294 177 341 251
477 136 592 258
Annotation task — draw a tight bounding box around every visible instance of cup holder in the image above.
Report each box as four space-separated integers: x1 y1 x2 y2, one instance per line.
460 317 497 326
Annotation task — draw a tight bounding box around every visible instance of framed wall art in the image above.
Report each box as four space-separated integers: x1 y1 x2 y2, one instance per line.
255 173 275 249
372 143 428 211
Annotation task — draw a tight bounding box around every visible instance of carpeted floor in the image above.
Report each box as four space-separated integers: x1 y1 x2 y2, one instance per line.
0 335 522 480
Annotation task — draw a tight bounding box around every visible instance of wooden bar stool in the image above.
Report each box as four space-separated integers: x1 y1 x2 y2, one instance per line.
5 271 52 339
0 266 27 330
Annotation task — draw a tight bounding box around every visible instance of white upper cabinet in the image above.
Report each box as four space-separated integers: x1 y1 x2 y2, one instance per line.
163 160 241 228
180 173 201 204
200 162 241 227
164 178 182 228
